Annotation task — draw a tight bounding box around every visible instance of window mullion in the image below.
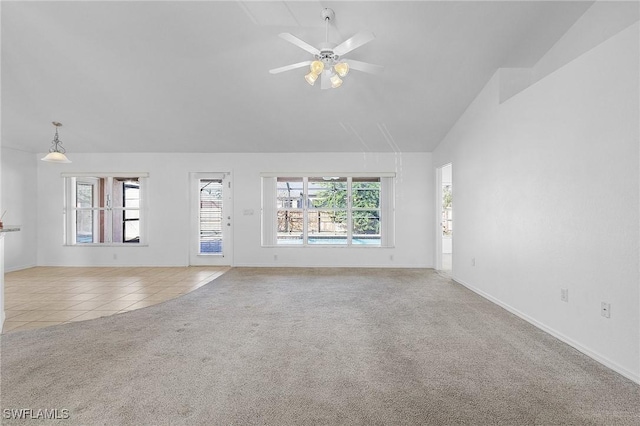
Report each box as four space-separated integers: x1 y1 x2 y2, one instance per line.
303 177 308 245
347 177 352 245
106 177 113 244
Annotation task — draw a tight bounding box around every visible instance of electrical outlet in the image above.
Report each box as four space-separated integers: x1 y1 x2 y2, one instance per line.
561 288 568 302
274 254 278 261
601 302 611 318
471 258 476 266
390 254 394 261
113 253 117 260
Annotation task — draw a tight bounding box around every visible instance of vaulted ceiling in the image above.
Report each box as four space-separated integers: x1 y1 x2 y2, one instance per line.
2 1 594 153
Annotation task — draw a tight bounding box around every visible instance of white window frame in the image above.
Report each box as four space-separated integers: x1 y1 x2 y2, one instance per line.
262 173 395 248
62 172 148 246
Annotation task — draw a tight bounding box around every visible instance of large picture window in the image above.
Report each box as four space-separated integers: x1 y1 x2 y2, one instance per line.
263 174 394 247
63 173 147 245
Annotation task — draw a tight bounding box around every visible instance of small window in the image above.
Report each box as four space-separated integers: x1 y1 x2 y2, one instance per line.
64 175 146 245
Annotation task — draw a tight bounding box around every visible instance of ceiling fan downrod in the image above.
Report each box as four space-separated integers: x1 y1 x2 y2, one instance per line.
319 9 339 64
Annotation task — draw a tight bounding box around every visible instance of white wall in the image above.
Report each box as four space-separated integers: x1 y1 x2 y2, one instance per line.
433 23 640 382
1 148 38 271
1 147 38 329
36 152 433 269
0 137 4 327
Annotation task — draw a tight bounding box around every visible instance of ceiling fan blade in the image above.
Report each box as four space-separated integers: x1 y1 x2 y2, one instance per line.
333 31 375 57
269 61 312 74
345 59 384 75
320 70 331 90
279 33 320 56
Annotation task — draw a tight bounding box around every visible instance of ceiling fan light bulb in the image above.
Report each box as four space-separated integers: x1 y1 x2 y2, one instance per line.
330 74 343 88
305 71 318 86
310 60 324 74
334 62 349 77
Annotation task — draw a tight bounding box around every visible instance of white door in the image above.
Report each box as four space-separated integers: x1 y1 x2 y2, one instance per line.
189 172 232 266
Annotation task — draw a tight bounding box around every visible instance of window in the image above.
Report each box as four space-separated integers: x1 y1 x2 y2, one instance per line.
63 174 147 245
263 174 394 247
198 178 223 254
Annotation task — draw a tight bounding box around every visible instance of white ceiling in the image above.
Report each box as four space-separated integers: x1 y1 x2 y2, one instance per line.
1 1 594 154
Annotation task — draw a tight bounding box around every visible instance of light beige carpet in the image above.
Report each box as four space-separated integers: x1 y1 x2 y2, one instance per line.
1 268 639 425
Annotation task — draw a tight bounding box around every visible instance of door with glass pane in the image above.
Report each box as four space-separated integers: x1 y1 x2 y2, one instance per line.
189 173 232 266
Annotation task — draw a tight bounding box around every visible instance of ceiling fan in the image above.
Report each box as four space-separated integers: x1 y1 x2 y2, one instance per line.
269 8 383 89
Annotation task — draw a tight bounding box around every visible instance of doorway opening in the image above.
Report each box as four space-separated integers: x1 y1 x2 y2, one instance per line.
436 163 452 273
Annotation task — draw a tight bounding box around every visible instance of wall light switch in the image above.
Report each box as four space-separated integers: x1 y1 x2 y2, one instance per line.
601 302 611 318
561 288 568 302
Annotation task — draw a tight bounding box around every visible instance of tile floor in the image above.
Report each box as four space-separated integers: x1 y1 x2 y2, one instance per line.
2 266 230 334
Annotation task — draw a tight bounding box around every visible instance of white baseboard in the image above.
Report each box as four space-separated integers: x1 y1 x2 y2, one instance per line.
232 263 430 269
453 276 640 385
5 263 37 273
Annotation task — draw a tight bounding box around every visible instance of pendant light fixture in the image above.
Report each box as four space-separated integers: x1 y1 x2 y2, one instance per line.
41 121 71 163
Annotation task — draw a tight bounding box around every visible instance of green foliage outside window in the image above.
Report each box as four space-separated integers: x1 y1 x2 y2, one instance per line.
313 181 380 234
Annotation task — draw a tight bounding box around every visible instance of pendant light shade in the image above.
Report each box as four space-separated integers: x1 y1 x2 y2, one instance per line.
41 151 72 163
41 122 71 163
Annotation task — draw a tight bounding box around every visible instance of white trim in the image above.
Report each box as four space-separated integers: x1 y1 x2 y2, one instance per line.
453 276 640 385
4 263 37 273
261 177 277 246
62 244 150 248
60 172 150 178
233 262 425 268
260 172 396 178
380 176 395 247
263 244 393 249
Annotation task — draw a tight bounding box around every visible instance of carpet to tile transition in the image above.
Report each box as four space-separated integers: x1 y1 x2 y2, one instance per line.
1 268 639 425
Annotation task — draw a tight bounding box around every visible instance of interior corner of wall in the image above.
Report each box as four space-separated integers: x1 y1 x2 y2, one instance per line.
498 68 534 104
497 3 639 106
529 3 639 93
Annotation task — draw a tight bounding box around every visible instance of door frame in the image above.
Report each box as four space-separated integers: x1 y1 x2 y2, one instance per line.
435 163 452 272
189 172 232 266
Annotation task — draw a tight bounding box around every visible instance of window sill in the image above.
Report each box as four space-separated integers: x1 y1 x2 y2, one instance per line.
64 244 149 247
263 245 394 249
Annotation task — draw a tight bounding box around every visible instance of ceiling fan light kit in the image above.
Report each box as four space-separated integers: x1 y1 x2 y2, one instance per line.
269 8 383 90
